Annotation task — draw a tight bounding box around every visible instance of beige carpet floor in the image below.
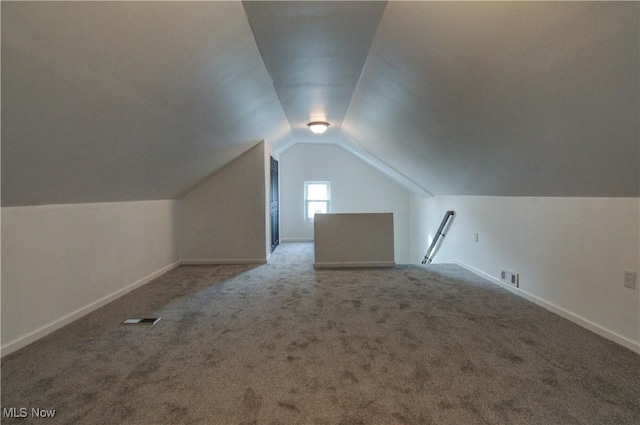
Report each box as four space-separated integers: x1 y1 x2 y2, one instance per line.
2 242 639 424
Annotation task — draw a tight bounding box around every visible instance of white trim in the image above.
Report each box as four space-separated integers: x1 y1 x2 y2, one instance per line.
1 199 177 211
181 259 267 265
281 238 314 243
455 260 640 354
314 261 396 269
1 261 181 357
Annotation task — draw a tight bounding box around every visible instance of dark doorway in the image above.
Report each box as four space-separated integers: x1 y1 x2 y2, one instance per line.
270 156 279 252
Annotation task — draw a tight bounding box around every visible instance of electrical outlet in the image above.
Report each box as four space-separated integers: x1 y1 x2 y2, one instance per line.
624 272 637 289
474 233 479 242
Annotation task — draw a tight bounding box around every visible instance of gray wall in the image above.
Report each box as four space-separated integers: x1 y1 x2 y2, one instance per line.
314 213 395 268
180 142 268 264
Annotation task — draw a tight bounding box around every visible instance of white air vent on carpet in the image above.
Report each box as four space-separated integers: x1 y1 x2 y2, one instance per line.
123 318 161 325
500 270 519 288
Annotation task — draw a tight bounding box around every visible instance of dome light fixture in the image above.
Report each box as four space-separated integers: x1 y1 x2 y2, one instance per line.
307 121 330 134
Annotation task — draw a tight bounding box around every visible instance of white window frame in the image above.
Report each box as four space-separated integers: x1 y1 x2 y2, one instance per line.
304 181 331 222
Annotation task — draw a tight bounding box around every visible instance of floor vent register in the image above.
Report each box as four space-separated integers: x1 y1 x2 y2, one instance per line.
122 317 161 325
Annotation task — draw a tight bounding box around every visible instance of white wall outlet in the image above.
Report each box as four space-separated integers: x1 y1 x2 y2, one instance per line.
474 233 479 242
500 269 519 288
624 271 637 289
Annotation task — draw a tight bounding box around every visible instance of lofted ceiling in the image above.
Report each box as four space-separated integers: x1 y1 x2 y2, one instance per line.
2 1 638 206
242 1 387 145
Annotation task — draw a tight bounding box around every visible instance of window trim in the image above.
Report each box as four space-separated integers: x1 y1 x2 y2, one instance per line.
304 181 331 223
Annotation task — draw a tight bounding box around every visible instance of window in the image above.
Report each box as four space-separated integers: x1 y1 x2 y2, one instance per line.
304 181 330 222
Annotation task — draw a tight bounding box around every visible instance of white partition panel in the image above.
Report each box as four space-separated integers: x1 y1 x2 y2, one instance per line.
314 213 395 268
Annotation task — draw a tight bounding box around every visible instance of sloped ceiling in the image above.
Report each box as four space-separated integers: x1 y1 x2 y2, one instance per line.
1 1 292 206
344 1 639 196
242 1 386 145
2 1 638 206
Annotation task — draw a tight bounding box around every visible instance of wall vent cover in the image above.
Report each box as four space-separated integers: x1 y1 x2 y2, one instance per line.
500 270 519 288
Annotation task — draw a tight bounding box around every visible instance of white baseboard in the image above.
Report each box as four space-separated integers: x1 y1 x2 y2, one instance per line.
181 259 267 265
314 261 396 269
1 261 181 358
455 261 640 354
281 238 314 243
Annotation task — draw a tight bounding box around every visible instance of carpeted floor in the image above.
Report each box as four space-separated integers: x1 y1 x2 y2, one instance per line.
2 243 639 424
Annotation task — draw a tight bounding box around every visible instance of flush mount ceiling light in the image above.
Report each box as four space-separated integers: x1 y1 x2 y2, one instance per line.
307 121 330 134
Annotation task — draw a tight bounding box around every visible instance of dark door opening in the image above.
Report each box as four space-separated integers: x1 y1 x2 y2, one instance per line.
270 156 279 252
